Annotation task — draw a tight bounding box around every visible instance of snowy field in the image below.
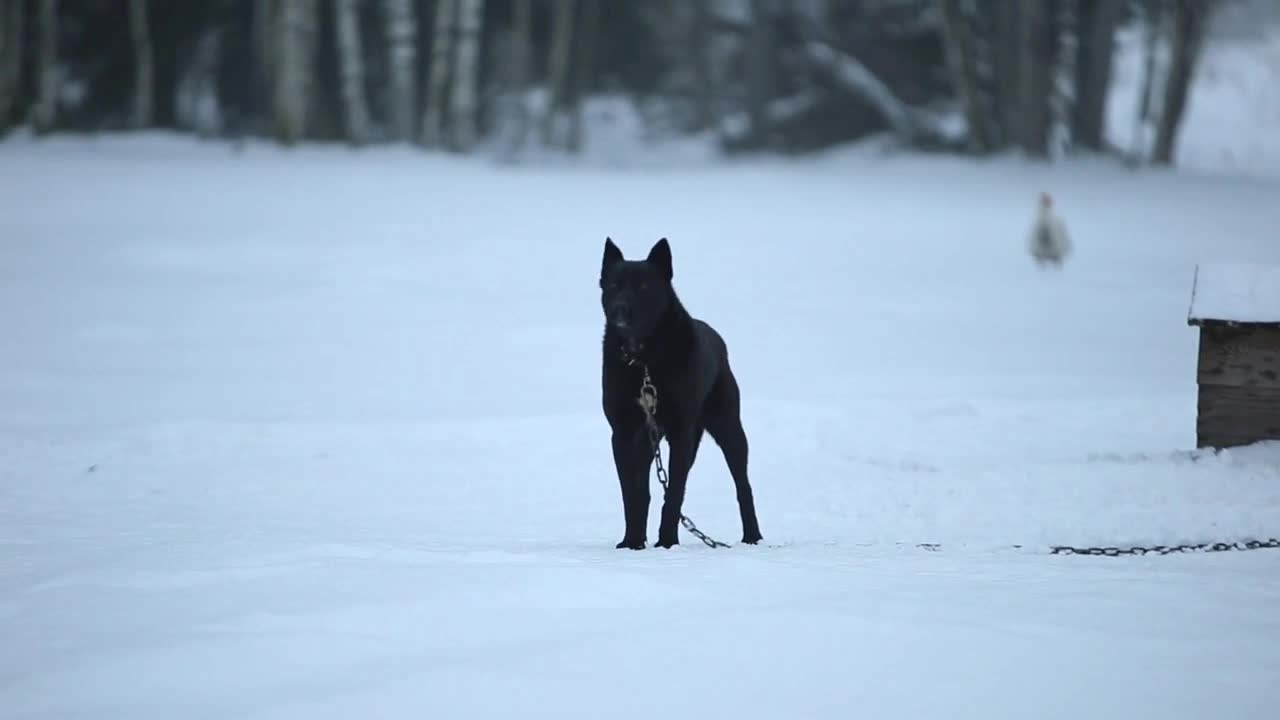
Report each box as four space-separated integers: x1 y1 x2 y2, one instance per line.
2 132 1280 719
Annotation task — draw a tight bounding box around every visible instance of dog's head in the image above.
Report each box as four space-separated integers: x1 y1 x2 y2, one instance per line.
599 237 674 341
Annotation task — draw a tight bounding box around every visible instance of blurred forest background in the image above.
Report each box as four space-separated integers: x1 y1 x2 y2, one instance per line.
0 1 1260 166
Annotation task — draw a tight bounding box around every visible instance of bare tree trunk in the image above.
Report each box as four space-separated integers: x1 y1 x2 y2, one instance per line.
383 0 417 142
541 0 574 148
566 0 599 153
449 0 483 151
128 0 153 129
421 0 456 147
508 0 533 151
1129 1 1162 162
1136 3 1160 126
937 0 993 153
746 0 776 148
0 0 25 131
273 0 317 144
1018 0 1055 157
989 0 1020 148
33 0 57 134
690 1 715 132
334 0 371 144
1152 0 1210 166
252 0 275 136
1071 0 1120 151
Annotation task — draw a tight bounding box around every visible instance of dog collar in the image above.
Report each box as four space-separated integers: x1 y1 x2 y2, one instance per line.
620 341 645 367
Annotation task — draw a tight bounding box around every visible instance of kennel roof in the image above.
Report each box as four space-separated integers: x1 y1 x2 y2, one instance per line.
1188 262 1280 327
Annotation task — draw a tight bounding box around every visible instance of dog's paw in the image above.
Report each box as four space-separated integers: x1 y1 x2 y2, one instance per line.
654 536 679 549
616 538 646 550
741 532 763 545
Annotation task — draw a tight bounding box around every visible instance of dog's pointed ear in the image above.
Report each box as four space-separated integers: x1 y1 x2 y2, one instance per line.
647 238 672 280
601 237 623 278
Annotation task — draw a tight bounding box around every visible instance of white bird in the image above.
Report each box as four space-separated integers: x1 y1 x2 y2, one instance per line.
1029 191 1071 268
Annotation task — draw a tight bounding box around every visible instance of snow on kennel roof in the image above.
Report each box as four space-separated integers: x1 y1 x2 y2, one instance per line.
1188 262 1280 326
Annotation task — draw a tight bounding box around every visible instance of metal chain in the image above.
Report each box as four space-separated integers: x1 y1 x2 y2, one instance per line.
1050 538 1280 556
636 363 730 549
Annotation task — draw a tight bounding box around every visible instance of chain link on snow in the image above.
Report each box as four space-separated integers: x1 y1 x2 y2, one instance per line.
907 540 1280 556
635 362 730 549
1049 538 1280 556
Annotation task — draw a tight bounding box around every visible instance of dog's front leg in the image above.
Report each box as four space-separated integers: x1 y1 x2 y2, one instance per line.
612 430 652 549
655 426 703 549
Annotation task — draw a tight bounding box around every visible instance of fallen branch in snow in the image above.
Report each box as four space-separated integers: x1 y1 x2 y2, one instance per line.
804 42 912 138
802 40 960 151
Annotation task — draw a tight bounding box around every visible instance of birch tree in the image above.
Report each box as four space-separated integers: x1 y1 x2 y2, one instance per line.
449 0 483 151
334 0 371 144
33 0 57 134
383 0 417 142
1152 0 1211 165
272 0 318 144
0 0 24 131
541 0 575 148
422 0 456 147
128 0 154 129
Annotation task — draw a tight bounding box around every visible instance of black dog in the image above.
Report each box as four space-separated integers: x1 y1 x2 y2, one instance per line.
599 237 762 549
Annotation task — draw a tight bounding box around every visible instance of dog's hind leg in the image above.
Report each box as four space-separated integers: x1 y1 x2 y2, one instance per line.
612 430 653 549
707 375 763 545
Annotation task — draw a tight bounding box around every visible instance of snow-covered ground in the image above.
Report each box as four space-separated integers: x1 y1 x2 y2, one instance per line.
2 134 1280 719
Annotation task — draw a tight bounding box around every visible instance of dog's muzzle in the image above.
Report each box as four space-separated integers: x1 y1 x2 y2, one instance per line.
609 304 633 329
